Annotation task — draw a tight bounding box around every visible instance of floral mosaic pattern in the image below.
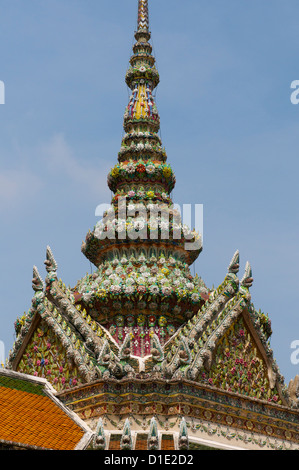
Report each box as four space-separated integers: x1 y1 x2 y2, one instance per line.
108 160 175 193
201 316 281 404
16 320 84 392
112 186 171 206
78 256 205 303
81 0 202 304
75 254 208 332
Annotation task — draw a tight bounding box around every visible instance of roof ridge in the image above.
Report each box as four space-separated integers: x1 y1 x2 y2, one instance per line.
40 302 97 383
163 266 240 355
180 290 251 381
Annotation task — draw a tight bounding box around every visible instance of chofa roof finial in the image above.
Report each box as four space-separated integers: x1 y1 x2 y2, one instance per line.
32 266 44 292
44 245 58 273
241 261 254 288
228 249 240 274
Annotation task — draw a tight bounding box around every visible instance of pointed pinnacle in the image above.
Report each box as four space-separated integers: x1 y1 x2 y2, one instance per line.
148 417 159 450
93 418 106 450
44 245 58 273
228 250 240 274
241 261 254 288
178 417 189 450
32 266 44 292
121 418 133 450
137 0 149 33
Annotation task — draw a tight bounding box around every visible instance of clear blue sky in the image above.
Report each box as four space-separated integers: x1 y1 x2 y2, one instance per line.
0 0 299 384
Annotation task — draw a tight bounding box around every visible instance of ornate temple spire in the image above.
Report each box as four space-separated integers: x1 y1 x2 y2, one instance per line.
79 0 205 358
137 0 149 34
124 0 159 133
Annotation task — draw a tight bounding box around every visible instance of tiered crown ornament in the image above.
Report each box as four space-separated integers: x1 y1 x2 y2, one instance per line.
79 0 207 357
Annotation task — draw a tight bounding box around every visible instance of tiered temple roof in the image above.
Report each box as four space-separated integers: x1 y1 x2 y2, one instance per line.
3 0 299 451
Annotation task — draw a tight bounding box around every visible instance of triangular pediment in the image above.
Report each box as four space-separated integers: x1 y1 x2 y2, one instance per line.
199 310 283 404
158 267 289 406
16 317 87 392
8 258 140 390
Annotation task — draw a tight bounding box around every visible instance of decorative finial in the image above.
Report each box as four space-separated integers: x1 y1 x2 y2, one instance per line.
44 245 58 273
241 261 254 288
228 250 240 274
32 266 44 292
288 375 299 407
178 418 189 450
120 418 133 450
148 417 159 450
151 334 164 362
93 418 106 450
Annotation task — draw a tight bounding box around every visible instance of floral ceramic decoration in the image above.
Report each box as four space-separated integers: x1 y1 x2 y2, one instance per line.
17 320 83 392
202 316 281 404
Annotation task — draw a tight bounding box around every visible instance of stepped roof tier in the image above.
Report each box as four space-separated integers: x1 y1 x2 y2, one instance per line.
5 0 299 451
6 247 299 449
80 0 204 335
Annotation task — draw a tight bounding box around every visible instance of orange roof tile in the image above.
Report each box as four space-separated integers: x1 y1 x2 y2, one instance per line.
0 370 88 450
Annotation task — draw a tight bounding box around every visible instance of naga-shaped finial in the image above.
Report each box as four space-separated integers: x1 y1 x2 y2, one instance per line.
44 245 58 273
120 418 133 450
93 418 106 450
241 261 254 288
288 375 299 408
148 417 159 450
228 250 240 274
119 334 132 360
32 266 44 292
178 418 189 450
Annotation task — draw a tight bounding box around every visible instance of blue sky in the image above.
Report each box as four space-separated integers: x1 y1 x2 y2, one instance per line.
0 0 299 384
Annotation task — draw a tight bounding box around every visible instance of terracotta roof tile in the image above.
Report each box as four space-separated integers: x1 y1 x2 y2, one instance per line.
0 371 87 450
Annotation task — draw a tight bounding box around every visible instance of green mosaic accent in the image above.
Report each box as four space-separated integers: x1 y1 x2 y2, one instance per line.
0 374 45 396
189 442 219 450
